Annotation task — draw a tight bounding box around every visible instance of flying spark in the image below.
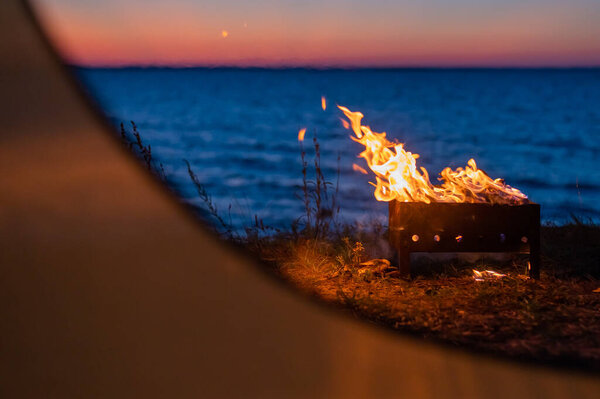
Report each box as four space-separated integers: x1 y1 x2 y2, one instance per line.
298 128 306 141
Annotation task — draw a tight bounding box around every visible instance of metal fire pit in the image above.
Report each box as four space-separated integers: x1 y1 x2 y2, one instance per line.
388 201 540 279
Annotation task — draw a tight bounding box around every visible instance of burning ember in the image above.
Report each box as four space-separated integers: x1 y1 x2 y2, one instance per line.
338 106 528 205
472 269 506 282
298 127 306 141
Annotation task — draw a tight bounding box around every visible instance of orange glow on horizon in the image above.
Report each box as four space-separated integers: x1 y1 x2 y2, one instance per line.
31 1 600 67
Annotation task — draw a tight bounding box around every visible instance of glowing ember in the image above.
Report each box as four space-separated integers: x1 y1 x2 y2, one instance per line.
472 269 506 281
321 96 327 111
338 105 529 204
298 128 306 142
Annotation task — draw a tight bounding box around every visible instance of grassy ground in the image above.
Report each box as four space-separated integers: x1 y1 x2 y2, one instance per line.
253 222 600 370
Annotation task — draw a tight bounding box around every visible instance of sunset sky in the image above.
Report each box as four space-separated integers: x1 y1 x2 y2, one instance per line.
33 0 600 67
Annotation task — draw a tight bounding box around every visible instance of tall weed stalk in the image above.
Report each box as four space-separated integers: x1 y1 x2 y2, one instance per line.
296 132 341 239
121 121 233 237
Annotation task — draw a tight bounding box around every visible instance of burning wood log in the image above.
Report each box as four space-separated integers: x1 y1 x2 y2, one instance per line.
357 258 394 276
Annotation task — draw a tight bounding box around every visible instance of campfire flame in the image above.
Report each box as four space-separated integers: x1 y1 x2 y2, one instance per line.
339 106 529 204
472 269 506 281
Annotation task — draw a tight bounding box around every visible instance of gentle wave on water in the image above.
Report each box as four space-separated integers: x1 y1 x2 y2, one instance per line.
76 68 600 229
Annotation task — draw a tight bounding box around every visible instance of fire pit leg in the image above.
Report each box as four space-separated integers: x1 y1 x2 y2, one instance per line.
529 235 541 280
398 248 411 279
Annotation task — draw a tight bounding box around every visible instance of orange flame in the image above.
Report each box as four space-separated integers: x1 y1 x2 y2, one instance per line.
352 163 368 175
298 128 306 142
473 269 506 281
321 96 327 111
338 105 529 204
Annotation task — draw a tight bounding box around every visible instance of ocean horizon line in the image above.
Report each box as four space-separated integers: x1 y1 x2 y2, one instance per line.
71 64 600 71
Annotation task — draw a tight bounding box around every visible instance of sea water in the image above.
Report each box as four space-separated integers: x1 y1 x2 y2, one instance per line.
76 68 600 230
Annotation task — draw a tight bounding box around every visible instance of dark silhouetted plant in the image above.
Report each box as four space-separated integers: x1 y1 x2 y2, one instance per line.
296 132 341 239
